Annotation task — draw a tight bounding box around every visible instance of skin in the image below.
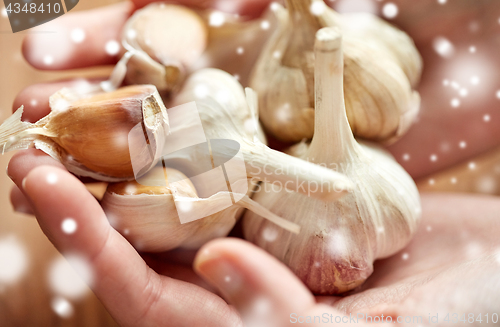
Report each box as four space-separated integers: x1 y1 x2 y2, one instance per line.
6 0 500 326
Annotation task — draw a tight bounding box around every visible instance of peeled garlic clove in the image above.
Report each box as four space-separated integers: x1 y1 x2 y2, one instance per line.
250 0 422 143
102 166 300 252
113 3 208 92
0 85 169 182
243 28 421 294
171 68 353 201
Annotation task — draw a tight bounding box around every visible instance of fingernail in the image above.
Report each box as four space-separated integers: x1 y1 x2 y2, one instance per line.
6 164 13 180
194 249 243 298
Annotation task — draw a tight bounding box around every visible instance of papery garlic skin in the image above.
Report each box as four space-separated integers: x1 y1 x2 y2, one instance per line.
102 166 239 251
250 0 422 143
102 165 301 252
0 85 169 182
115 3 209 92
243 28 421 294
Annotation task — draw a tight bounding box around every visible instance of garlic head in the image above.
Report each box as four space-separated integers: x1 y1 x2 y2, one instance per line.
243 27 421 294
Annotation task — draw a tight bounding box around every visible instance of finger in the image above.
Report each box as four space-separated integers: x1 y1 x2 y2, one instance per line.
10 185 34 216
142 254 217 293
13 78 106 123
132 0 273 18
16 165 241 327
7 148 66 186
23 2 132 70
18 165 159 325
194 238 316 326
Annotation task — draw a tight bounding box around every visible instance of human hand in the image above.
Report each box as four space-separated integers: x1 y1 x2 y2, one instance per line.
9 151 500 326
7 0 500 325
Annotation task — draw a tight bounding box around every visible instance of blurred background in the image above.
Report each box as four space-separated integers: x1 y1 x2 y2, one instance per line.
0 0 499 326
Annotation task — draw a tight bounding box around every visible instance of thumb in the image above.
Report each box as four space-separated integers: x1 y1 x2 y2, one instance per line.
194 238 365 327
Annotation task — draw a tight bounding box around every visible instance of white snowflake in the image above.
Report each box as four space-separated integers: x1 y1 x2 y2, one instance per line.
46 172 58 185
209 11 225 27
0 236 28 284
310 1 327 16
451 98 460 108
70 28 85 44
382 3 398 19
51 297 74 318
105 40 120 56
48 254 93 299
433 37 454 58
470 76 480 85
43 55 54 66
61 219 77 234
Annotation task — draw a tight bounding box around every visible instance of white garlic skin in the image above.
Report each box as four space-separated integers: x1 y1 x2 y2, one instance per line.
244 26 421 295
250 2 422 143
243 143 421 294
101 166 246 252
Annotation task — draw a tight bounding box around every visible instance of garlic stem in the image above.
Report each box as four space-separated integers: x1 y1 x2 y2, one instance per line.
242 142 352 201
307 27 358 164
285 0 316 14
172 68 353 202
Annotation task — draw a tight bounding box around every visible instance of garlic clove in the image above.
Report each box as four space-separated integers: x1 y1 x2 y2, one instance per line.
250 0 422 143
243 27 421 295
0 85 169 182
110 3 209 92
171 68 354 201
102 166 300 252
123 3 207 68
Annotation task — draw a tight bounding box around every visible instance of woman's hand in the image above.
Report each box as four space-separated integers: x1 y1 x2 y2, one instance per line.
7 0 500 325
9 151 500 326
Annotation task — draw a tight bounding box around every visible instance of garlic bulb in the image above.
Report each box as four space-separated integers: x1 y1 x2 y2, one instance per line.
102 166 300 252
169 68 353 202
250 0 422 143
108 3 208 93
0 85 169 182
243 28 421 294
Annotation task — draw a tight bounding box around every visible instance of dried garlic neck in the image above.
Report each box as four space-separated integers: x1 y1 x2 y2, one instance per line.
307 28 358 164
